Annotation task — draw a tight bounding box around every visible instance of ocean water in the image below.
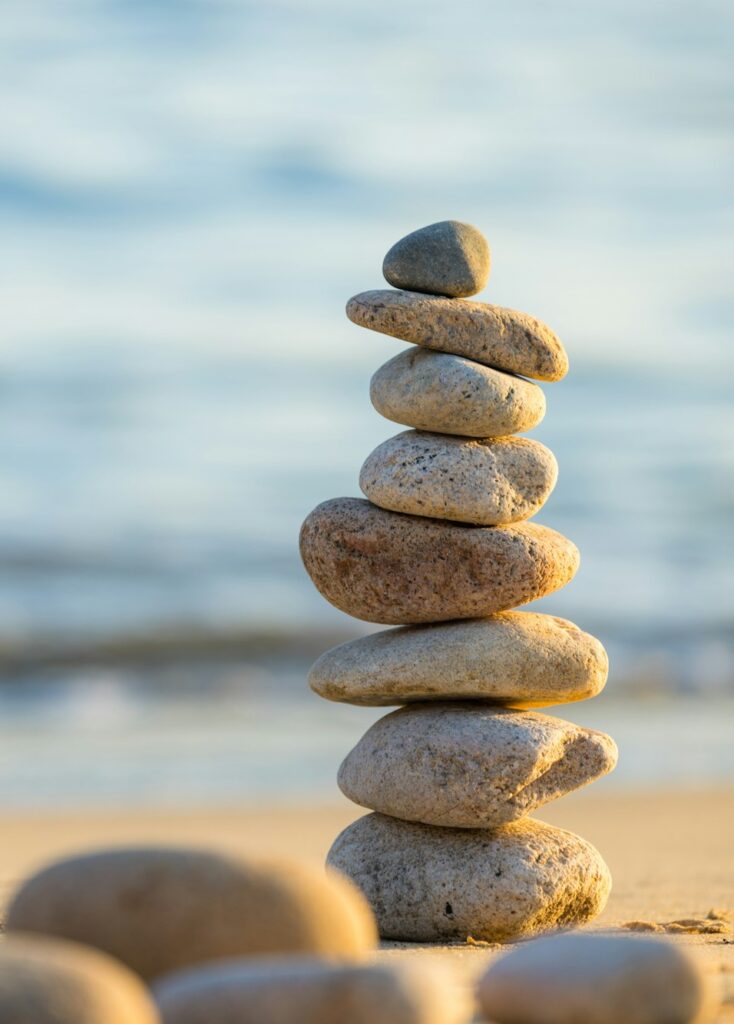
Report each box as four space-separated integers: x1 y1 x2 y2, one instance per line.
0 1 732 803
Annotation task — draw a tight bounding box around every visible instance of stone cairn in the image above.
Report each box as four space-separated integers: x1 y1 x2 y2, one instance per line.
300 221 618 943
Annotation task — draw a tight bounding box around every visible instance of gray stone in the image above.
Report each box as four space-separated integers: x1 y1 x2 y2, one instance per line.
299 498 579 624
5 848 376 981
309 612 609 708
0 934 159 1024
477 932 720 1024
382 220 490 298
359 432 557 525
154 957 470 1024
327 814 611 943
347 290 568 382
370 348 546 437
338 704 617 828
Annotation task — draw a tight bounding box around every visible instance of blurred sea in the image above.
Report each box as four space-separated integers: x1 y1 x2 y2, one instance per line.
0 1 732 804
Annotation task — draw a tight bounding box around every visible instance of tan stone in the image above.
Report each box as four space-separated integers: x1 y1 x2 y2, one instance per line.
5 848 376 981
370 348 546 437
327 814 611 943
382 219 490 298
338 704 617 828
347 290 568 382
359 432 557 525
299 498 579 624
309 612 608 708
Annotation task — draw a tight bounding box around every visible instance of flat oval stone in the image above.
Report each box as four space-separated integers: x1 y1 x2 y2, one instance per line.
299 498 579 624
309 612 608 707
327 814 611 943
371 348 546 437
5 848 376 981
359 432 557 526
347 290 568 382
382 220 490 298
338 704 617 828
478 932 720 1024
154 958 470 1024
0 934 159 1024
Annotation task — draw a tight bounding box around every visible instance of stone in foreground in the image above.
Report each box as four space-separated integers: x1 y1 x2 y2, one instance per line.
5 848 376 980
154 957 470 1024
360 432 557 526
327 814 611 943
477 932 720 1024
309 612 608 707
371 348 546 437
382 219 490 298
299 498 579 624
338 704 617 828
0 934 158 1024
347 289 568 381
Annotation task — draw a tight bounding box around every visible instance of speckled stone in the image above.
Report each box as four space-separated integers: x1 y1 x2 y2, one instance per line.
5 848 376 981
299 498 579 624
382 220 490 298
477 932 720 1024
338 704 617 828
327 814 611 943
359 432 557 526
154 958 470 1024
347 290 568 382
309 612 608 708
370 348 546 437
0 934 159 1024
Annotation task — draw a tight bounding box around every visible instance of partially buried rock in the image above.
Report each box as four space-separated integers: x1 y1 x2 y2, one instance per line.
382 220 490 298
299 497 579 624
154 957 470 1024
371 348 546 437
327 814 611 943
5 848 376 981
359 432 557 526
0 934 159 1024
477 932 720 1024
347 289 568 382
338 704 617 828
309 612 608 708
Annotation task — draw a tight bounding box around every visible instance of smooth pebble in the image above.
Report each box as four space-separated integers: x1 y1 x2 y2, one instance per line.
382 219 490 298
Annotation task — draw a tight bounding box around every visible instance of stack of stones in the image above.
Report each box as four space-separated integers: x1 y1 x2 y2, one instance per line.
300 221 618 944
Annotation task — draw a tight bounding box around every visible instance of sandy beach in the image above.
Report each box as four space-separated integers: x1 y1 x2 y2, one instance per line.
2 787 732 1018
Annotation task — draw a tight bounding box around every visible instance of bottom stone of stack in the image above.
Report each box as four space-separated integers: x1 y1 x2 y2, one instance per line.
327 813 611 944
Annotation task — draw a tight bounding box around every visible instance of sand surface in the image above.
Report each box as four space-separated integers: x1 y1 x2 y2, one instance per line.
1 788 732 1019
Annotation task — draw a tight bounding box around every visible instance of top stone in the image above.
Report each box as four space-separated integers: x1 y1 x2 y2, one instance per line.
383 220 490 298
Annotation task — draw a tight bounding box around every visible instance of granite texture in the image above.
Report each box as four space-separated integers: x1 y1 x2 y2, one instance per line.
308 612 609 708
359 431 557 525
5 848 376 980
347 290 568 382
477 932 720 1024
327 814 611 943
0 934 159 1024
370 348 546 437
382 220 490 298
299 498 579 624
338 704 617 828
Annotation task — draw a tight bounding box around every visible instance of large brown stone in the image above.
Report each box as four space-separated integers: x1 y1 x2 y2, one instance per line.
299 498 579 624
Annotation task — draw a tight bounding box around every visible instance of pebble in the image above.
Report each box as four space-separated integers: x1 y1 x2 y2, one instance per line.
154 957 470 1024
0 934 159 1024
359 432 557 525
382 220 490 298
347 290 568 382
477 932 721 1024
299 497 579 624
327 814 611 942
5 848 376 981
338 704 617 828
309 612 608 707
370 348 546 437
